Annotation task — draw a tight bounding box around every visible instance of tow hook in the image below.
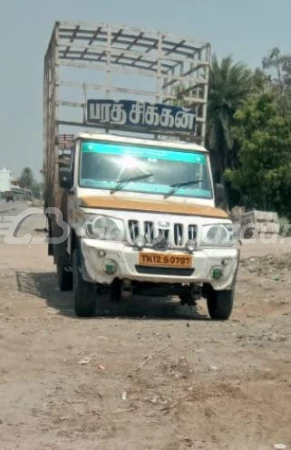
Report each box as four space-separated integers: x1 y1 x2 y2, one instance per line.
121 279 132 299
110 279 132 302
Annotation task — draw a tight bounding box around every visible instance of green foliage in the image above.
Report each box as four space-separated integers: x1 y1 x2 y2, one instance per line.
172 83 191 108
251 68 272 94
262 47 291 114
172 46 291 219
31 181 44 199
226 93 291 219
19 167 43 199
206 55 253 181
19 167 34 190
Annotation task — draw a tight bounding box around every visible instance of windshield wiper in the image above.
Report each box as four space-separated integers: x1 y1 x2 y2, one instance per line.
110 173 154 194
164 180 203 199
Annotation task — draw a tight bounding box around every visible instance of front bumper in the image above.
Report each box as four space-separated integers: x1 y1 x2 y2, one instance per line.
80 239 239 291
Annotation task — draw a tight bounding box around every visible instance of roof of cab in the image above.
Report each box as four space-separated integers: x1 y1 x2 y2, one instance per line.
74 132 209 153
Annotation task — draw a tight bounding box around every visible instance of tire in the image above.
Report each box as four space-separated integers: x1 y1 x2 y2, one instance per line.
57 262 73 291
73 247 96 317
206 289 234 321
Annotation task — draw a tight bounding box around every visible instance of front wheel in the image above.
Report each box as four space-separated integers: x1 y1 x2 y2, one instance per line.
206 289 234 321
73 247 96 317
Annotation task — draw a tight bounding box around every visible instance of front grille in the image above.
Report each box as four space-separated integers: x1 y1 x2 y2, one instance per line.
126 220 197 248
135 266 194 276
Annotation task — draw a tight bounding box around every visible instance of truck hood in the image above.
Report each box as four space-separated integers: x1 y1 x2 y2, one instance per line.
79 195 228 219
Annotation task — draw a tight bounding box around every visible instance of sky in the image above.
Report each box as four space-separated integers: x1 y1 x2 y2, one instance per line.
0 0 290 180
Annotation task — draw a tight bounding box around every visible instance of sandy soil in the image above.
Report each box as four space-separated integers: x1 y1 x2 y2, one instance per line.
0 205 291 450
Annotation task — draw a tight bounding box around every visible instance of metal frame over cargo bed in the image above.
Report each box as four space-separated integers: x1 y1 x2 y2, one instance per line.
43 22 210 203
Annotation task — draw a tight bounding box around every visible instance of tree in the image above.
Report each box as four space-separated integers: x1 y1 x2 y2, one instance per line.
206 56 253 182
19 167 34 191
252 68 272 94
31 181 44 199
172 83 190 108
225 93 291 219
262 47 291 114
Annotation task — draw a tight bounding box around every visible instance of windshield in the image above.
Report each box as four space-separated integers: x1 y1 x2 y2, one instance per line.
79 141 213 199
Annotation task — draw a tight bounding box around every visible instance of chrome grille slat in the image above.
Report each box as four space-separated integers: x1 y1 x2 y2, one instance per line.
188 224 197 241
157 228 170 241
174 223 183 246
167 225 175 246
152 222 160 240
144 221 154 244
139 220 145 239
127 219 197 248
128 220 139 241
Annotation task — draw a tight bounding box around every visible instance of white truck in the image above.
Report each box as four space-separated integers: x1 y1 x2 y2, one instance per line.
43 22 239 319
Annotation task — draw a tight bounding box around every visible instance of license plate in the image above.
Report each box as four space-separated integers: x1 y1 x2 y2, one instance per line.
138 252 192 268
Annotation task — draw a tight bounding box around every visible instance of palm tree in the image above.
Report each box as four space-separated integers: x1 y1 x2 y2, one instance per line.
206 56 252 182
20 167 34 191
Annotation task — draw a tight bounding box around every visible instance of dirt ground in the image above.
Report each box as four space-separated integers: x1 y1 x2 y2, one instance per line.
1 204 291 450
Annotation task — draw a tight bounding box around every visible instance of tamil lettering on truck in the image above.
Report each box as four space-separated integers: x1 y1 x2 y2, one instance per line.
43 22 239 319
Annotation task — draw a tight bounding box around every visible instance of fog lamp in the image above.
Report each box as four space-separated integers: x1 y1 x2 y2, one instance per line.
103 259 118 274
212 267 223 279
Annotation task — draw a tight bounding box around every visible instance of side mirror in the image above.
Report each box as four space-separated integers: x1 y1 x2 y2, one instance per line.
59 167 73 189
215 183 226 207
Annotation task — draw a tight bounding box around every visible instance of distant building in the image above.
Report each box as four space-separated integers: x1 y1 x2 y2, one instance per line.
0 168 11 193
0 170 33 201
11 177 19 186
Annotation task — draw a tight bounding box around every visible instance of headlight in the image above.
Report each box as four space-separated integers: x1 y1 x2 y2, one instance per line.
85 215 124 241
200 223 235 247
